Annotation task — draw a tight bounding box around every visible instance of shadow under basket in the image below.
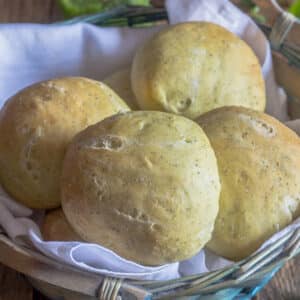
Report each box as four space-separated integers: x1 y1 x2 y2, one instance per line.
1 1 300 299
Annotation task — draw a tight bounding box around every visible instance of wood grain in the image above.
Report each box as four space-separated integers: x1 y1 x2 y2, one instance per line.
0 1 299 300
0 264 33 300
0 0 62 23
255 257 300 300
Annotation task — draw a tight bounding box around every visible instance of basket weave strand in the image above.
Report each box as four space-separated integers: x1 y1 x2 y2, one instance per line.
89 225 300 299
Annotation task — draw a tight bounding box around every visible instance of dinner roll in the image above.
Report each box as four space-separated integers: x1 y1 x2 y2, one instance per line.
42 209 82 241
197 106 300 261
132 22 266 119
0 77 129 209
62 111 220 265
104 68 138 109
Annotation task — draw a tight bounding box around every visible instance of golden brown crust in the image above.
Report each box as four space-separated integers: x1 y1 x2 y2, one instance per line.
0 77 130 209
62 111 220 265
42 209 82 242
197 106 300 261
132 22 266 119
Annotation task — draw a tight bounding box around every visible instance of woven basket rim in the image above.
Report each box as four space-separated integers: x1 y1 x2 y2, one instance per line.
270 0 300 24
1 223 299 299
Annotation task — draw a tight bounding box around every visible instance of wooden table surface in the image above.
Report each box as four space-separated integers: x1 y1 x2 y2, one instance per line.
0 1 299 299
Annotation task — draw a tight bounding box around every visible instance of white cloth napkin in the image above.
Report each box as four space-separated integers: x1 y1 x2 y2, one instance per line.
0 0 299 280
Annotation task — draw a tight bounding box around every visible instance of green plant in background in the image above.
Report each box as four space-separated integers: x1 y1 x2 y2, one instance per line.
58 0 300 23
289 0 300 17
240 0 265 23
58 0 150 18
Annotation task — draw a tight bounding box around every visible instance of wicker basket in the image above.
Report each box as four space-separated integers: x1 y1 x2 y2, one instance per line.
253 0 300 119
0 1 300 299
0 225 299 299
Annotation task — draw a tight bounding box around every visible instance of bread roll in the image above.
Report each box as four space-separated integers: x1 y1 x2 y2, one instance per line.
132 22 266 119
62 111 220 265
104 68 138 109
0 77 129 209
42 209 81 241
197 106 300 261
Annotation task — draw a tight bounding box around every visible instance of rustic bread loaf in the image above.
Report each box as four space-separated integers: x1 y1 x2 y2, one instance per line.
42 209 82 241
104 68 138 109
0 77 129 209
62 111 220 265
197 106 300 261
132 22 266 119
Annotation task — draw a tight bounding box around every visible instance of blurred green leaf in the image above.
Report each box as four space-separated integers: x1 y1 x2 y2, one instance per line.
58 0 150 18
128 0 150 5
250 6 266 23
241 0 255 8
58 0 103 18
289 0 300 18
